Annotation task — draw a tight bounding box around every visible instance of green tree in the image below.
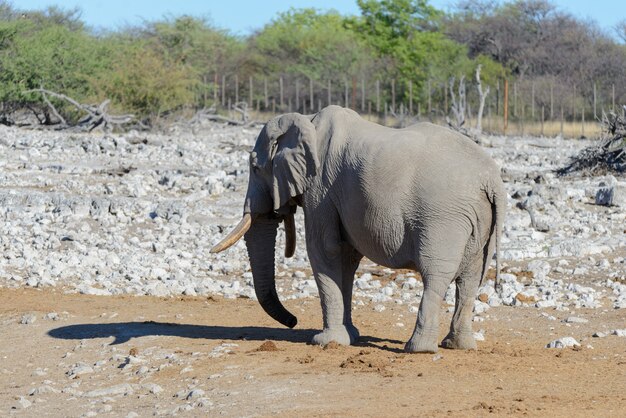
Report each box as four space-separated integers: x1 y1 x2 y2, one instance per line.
349 1 467 95
251 8 376 82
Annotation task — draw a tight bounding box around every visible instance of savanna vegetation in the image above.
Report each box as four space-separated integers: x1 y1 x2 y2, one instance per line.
0 0 624 131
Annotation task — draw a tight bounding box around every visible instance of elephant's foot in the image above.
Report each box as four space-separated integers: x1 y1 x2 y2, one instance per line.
346 323 360 344
404 332 439 353
311 326 351 346
441 331 477 350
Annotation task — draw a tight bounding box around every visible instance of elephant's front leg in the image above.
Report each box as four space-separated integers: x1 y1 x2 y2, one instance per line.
311 261 352 346
341 244 362 344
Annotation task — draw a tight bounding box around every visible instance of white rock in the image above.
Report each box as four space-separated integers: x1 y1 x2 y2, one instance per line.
187 388 205 399
20 314 37 324
29 385 59 395
83 383 134 397
612 329 626 337
564 316 588 324
546 337 580 348
16 397 31 409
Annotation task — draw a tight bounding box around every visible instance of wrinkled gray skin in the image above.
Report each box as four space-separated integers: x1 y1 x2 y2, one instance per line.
240 105 506 353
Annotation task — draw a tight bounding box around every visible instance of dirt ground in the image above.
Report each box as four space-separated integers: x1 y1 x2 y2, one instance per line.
1 287 625 417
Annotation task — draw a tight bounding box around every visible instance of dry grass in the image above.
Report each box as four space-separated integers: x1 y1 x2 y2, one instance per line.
242 110 603 139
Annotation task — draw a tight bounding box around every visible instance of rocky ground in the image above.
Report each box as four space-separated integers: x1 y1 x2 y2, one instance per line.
0 122 625 417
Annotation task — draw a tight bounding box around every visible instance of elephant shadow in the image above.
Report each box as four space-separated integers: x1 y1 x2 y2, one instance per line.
48 321 318 345
48 321 405 351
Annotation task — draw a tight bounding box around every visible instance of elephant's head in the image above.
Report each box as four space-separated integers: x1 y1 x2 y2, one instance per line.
211 113 319 328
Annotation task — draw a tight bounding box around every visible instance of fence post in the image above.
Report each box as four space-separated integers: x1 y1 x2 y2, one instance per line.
428 79 432 115
235 74 239 104
344 79 349 107
352 77 357 110
444 82 448 115
581 105 585 137
541 105 544 136
513 81 517 117
572 86 576 121
593 82 597 119
279 76 284 110
391 79 395 112
309 77 313 113
520 100 526 136
328 79 332 106
213 74 218 105
612 84 616 111
384 102 388 125
496 79 500 116
550 82 554 119
202 75 207 107
361 78 365 112
531 82 535 119
560 106 564 137
295 79 300 111
503 79 509 135
249 76 253 107
221 75 226 107
409 80 413 115
376 79 380 113
264 77 268 110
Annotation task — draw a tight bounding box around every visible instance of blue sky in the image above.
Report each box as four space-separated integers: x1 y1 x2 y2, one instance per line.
14 0 626 37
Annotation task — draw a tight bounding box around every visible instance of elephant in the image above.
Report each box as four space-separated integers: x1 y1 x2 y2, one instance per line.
211 105 506 353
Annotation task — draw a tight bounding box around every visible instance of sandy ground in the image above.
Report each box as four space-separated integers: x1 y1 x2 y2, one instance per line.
1 286 625 417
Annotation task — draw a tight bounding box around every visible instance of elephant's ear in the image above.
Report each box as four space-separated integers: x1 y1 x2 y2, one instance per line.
266 114 319 211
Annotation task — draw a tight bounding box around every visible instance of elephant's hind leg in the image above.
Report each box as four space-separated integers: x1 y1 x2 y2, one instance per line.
441 258 482 350
404 275 451 353
341 244 362 344
405 228 468 353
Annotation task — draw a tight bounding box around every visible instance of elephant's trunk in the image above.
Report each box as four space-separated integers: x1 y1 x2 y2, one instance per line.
244 217 297 328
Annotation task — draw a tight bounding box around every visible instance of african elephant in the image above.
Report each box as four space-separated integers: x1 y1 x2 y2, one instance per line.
212 105 506 353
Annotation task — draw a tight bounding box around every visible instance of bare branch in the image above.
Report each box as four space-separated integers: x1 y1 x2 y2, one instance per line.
475 65 490 132
24 88 134 131
40 90 67 126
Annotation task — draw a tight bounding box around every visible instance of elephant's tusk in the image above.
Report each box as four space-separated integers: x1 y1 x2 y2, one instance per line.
210 213 252 253
283 212 296 258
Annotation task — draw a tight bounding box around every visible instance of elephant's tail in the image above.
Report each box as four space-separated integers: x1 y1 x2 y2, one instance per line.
482 178 506 291
491 179 506 291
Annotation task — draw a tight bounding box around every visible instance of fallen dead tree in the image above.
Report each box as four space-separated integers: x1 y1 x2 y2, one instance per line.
24 88 135 132
557 106 626 176
188 102 262 127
